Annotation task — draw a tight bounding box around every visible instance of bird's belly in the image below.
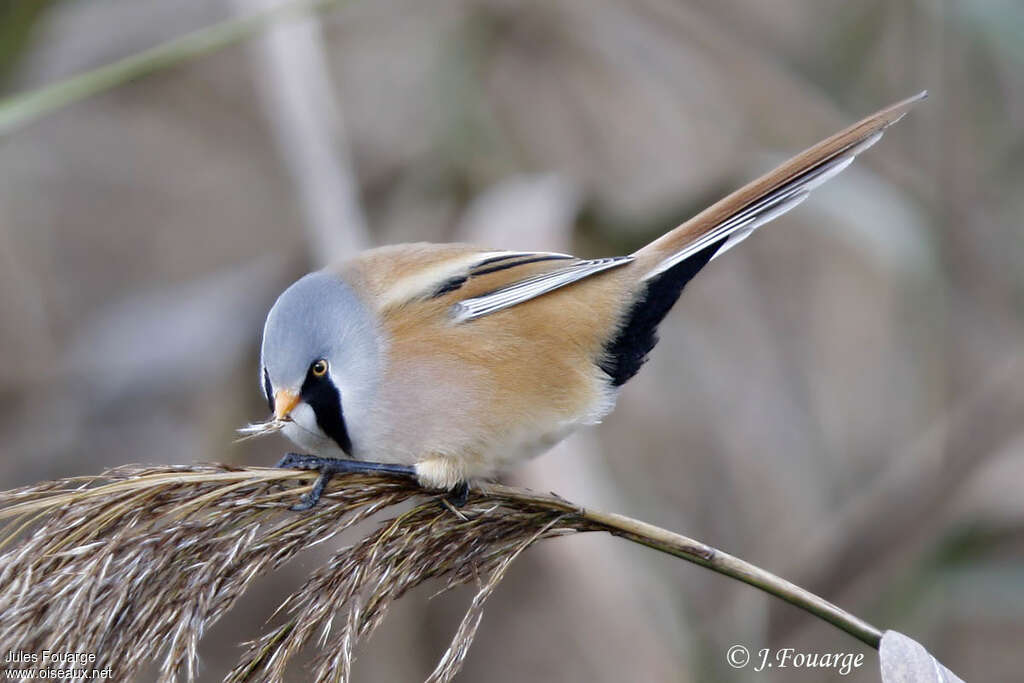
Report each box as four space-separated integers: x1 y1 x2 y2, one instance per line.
369 302 623 477
485 420 582 470
364 375 618 480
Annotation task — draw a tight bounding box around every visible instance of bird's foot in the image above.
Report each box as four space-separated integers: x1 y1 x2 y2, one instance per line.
437 480 471 520
446 480 470 507
276 453 415 510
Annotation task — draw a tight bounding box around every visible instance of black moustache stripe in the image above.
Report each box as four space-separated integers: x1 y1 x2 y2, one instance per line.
300 371 353 455
263 368 275 413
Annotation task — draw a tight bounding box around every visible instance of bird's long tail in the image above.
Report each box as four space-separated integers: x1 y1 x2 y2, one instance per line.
631 91 927 279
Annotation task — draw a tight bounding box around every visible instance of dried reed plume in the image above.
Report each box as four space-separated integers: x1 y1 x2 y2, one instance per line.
0 465 882 682
234 419 287 442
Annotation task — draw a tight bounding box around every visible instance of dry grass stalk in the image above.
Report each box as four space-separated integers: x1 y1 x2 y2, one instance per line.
226 488 576 682
0 464 881 682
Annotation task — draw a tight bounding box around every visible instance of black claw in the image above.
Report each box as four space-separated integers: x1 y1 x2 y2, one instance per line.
289 493 316 512
275 453 417 510
290 468 335 510
445 481 470 508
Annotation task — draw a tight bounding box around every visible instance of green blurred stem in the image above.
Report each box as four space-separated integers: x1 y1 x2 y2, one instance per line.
0 0 345 136
0 0 57 86
485 483 884 649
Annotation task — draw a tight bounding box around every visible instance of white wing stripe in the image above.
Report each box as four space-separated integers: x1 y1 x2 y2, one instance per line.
451 256 634 322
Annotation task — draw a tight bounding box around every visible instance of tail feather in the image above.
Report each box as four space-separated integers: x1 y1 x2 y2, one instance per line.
598 92 926 386
633 91 927 278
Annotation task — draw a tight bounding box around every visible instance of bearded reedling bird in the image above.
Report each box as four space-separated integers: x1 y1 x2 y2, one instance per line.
249 92 926 510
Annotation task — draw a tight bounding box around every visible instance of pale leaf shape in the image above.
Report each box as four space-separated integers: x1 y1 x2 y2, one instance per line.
879 631 965 683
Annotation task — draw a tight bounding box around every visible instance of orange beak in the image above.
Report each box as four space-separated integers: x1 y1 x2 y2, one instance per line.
274 389 300 420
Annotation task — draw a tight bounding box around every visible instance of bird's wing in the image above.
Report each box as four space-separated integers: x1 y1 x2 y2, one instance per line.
358 244 620 309
355 243 634 323
450 256 634 322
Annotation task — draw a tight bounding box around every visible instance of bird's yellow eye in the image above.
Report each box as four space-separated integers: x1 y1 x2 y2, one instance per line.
311 359 328 377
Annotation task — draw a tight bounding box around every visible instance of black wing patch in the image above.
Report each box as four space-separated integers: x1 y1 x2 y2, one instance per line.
470 254 573 277
452 256 634 322
428 252 573 299
431 275 469 298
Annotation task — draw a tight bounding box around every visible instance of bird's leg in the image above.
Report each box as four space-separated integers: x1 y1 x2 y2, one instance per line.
276 453 472 511
276 453 416 511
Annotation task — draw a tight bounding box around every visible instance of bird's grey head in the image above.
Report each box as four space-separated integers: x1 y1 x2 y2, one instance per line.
259 271 382 457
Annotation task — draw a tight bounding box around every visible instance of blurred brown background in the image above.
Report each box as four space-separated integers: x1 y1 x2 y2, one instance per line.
1 0 1022 680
